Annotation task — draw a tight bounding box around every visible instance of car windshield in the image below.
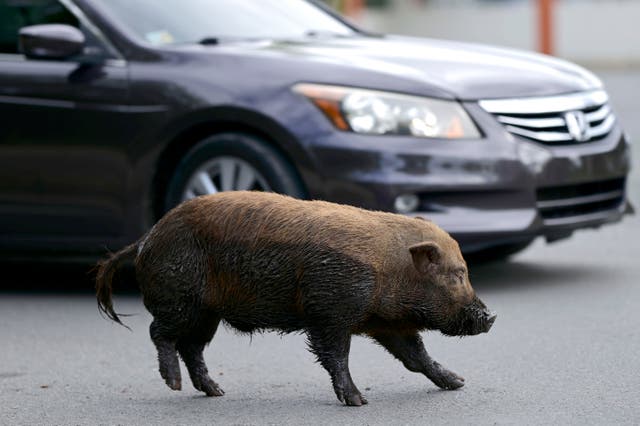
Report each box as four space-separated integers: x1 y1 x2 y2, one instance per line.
95 0 356 46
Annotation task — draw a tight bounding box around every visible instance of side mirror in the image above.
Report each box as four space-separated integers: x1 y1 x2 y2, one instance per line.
19 24 85 60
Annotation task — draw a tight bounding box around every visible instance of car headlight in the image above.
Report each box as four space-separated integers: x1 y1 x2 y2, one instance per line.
293 83 480 139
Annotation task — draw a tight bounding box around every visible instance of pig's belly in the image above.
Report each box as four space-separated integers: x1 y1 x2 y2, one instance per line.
207 249 307 332
216 287 306 333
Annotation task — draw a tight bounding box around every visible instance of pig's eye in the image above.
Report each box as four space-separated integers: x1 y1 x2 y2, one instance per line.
453 268 466 285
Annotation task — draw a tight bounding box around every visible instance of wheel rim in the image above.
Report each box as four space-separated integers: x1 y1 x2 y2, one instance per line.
181 156 271 201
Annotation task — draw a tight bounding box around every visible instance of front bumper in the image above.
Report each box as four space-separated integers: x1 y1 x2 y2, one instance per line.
297 102 632 253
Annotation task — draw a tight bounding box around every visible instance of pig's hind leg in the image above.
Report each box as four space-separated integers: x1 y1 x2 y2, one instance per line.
371 332 465 390
150 320 182 391
307 328 368 406
176 314 224 397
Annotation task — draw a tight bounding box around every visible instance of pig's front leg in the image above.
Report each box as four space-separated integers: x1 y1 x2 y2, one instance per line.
371 332 465 390
307 328 368 406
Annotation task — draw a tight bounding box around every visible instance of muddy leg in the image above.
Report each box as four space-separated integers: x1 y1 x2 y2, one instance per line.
150 320 181 391
307 328 367 406
177 316 224 397
371 332 465 390
177 341 225 397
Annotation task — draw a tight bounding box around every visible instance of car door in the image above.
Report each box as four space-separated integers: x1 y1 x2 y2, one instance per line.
0 0 134 251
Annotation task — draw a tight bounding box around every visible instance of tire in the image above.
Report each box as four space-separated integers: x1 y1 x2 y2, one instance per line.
465 240 533 264
164 132 306 212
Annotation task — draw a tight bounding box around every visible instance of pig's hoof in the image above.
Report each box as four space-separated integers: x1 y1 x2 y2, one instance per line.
166 378 182 391
201 379 225 397
431 370 465 390
342 392 368 406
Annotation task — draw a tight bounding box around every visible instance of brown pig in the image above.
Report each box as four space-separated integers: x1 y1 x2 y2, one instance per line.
96 191 496 406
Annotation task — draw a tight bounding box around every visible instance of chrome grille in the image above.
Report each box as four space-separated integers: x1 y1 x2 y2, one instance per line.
479 90 616 145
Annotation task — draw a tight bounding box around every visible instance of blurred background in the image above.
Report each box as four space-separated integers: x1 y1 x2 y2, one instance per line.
327 0 639 67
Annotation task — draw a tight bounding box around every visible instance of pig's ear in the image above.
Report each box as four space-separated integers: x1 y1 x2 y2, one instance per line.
409 241 441 273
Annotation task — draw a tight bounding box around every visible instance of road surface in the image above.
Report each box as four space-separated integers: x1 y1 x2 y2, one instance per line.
1 70 639 425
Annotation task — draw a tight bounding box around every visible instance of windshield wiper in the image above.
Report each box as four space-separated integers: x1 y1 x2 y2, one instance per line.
304 30 351 39
198 37 220 46
196 33 350 46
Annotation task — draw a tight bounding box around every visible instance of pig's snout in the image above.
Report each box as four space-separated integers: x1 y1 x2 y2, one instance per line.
442 297 496 336
482 310 497 333
470 303 497 334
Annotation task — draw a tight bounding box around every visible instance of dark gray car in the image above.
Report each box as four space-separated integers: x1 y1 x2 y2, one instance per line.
0 0 632 260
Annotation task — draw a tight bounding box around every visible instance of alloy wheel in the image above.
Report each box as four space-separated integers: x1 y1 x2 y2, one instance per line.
181 156 271 201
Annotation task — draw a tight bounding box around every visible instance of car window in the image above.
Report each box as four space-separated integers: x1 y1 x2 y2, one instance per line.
96 0 355 46
0 0 79 54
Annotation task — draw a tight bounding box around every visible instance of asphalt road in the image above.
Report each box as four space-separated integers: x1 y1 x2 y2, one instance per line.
1 71 639 425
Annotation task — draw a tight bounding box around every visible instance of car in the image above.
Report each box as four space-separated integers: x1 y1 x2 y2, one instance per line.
0 0 632 261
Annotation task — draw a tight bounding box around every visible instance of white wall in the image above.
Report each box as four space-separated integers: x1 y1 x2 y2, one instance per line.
556 1 640 66
359 0 640 67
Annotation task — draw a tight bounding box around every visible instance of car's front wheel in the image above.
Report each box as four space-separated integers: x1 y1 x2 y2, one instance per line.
164 132 305 212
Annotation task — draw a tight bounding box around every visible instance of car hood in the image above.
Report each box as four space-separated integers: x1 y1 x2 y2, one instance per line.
206 35 602 101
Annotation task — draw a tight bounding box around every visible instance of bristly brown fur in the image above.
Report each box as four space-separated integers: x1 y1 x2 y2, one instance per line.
95 191 494 406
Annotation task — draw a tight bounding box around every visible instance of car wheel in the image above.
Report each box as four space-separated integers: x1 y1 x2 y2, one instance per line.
465 240 533 264
164 132 306 211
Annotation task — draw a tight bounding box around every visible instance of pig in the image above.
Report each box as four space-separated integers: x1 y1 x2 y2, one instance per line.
96 191 495 406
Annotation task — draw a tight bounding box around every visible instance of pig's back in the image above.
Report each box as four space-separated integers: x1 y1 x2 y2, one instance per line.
175 191 423 266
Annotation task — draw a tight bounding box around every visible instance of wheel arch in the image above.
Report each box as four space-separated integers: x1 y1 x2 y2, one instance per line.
151 107 315 220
